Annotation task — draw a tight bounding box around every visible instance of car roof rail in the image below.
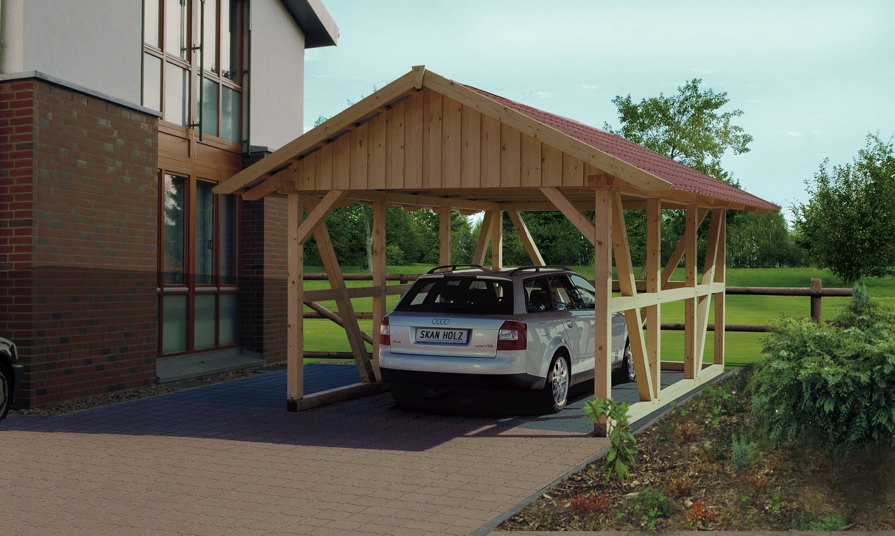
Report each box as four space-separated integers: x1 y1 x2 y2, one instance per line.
425 264 486 274
508 265 572 276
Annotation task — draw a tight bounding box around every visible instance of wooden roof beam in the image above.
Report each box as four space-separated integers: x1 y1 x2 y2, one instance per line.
343 190 499 212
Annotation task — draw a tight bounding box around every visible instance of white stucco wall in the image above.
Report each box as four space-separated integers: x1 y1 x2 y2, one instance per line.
249 0 305 151
12 0 142 105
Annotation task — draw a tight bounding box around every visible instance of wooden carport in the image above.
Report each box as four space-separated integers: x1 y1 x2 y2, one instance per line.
214 66 777 435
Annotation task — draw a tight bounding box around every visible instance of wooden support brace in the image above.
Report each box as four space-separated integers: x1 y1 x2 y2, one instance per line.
472 211 495 265
304 301 374 345
696 210 724 364
540 187 596 245
661 208 708 285
507 210 545 265
610 193 654 401
294 190 347 245
302 197 376 384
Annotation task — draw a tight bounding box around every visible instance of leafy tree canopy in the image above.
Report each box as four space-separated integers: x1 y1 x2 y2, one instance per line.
793 133 895 283
604 78 752 186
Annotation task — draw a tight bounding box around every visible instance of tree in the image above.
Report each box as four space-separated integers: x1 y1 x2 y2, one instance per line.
604 78 752 185
604 79 779 269
727 210 805 268
793 134 895 283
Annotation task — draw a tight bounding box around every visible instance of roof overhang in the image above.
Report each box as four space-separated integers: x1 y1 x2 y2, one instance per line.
281 0 339 48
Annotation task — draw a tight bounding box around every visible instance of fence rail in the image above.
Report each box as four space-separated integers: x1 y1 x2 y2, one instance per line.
301 274 853 338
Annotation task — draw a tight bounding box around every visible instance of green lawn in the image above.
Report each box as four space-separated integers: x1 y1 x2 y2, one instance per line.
300 265 892 368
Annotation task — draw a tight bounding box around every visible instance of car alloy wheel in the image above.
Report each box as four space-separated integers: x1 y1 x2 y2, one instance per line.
547 354 570 412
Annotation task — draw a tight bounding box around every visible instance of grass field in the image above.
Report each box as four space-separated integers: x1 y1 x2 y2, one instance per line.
301 265 895 368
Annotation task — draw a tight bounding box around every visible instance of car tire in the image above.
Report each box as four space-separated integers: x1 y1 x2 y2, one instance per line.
543 352 571 413
621 341 636 383
0 364 11 422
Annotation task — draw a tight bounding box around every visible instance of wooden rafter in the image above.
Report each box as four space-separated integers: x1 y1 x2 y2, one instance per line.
343 190 499 213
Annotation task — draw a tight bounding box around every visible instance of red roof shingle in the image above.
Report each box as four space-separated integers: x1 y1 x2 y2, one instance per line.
467 86 778 212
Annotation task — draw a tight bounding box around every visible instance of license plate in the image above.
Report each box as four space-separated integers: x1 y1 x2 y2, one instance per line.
415 327 468 344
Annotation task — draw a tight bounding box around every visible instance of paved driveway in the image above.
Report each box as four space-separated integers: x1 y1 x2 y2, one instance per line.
2 365 608 535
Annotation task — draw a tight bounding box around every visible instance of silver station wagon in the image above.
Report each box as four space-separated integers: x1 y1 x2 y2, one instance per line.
379 265 633 412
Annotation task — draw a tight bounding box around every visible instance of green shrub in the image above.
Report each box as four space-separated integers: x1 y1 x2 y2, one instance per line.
585 398 637 483
730 435 758 470
751 291 895 452
628 488 674 528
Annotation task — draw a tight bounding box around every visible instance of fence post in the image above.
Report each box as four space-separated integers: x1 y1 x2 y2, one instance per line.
810 278 823 324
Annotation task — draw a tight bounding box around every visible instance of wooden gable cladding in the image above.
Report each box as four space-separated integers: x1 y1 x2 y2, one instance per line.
285 89 593 192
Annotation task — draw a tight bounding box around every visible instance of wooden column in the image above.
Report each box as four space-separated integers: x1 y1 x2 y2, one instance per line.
472 211 495 265
810 278 823 324
491 210 503 270
714 211 727 365
438 207 451 265
684 205 699 379
645 199 661 397
371 201 386 381
593 189 613 436
286 193 304 411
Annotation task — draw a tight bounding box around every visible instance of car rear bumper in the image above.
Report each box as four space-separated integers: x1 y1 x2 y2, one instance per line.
381 367 545 390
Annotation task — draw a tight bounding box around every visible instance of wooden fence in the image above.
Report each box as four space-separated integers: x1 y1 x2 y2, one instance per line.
301 274 853 358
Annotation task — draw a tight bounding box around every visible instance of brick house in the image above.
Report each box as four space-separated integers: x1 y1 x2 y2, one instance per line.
0 0 337 408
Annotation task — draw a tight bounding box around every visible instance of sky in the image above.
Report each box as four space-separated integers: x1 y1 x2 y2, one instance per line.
304 0 895 220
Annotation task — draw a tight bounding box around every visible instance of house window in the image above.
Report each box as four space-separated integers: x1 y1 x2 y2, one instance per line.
142 0 246 142
159 172 240 355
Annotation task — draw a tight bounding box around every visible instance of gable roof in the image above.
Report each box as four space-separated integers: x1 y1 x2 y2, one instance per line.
215 66 777 213
467 86 777 212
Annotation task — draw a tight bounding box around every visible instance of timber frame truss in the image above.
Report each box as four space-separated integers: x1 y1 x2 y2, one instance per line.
215 66 772 435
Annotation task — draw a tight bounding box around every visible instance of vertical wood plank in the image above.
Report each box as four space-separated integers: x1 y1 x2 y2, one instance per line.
491 210 503 270
300 155 316 191
645 199 661 398
562 153 584 186
520 134 541 187
439 208 452 265
368 114 387 189
386 101 405 189
350 123 368 190
541 144 562 186
286 193 304 410
442 97 462 188
371 201 386 381
714 211 727 365
333 135 350 190
480 115 501 188
404 92 424 188
316 143 333 191
500 123 521 187
593 189 613 436
425 91 443 188
460 105 481 188
684 204 699 379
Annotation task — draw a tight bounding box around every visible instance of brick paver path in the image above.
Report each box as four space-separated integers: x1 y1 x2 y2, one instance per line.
2 369 606 535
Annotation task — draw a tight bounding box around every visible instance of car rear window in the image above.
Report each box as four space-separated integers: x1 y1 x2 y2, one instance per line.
396 277 513 314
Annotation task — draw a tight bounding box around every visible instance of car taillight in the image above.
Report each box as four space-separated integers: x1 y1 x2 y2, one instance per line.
497 320 527 351
379 316 391 345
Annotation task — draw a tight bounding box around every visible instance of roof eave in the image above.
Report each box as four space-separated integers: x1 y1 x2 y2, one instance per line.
280 0 339 48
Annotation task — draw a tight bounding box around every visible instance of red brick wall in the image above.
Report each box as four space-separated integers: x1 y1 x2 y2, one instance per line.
0 78 159 407
239 176 288 364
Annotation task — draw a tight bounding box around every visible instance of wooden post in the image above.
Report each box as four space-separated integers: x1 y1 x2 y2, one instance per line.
472 210 495 265
593 189 613 436
645 199 661 397
371 201 386 381
714 212 726 365
684 205 699 379
286 193 304 411
811 278 823 324
491 210 503 270
438 207 451 265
